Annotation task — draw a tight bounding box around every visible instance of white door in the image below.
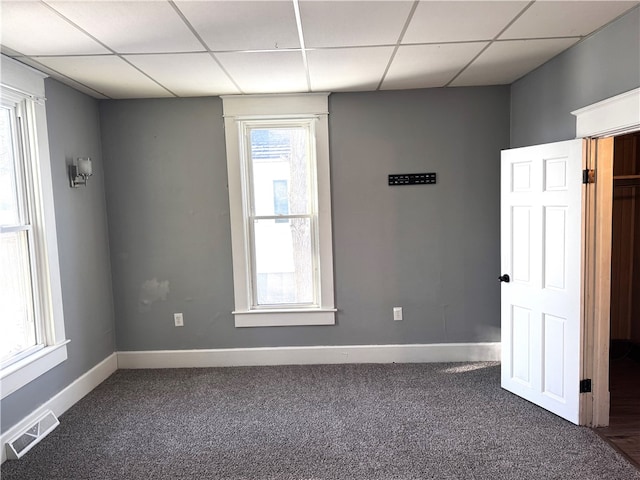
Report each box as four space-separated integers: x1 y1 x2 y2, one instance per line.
500 139 583 424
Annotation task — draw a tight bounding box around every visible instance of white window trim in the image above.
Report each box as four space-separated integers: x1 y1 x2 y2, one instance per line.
222 94 336 327
1 55 68 399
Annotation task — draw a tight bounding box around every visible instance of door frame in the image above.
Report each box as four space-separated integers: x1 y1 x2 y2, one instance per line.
581 137 613 427
572 88 640 427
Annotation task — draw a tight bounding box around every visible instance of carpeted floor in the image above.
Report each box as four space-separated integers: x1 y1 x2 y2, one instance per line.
2 362 639 479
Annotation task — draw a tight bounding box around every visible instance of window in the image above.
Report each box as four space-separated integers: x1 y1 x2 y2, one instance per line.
1 99 40 366
1 56 68 399
222 94 335 327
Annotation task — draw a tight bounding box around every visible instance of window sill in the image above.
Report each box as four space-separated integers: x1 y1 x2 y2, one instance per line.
0 340 69 399
233 309 336 327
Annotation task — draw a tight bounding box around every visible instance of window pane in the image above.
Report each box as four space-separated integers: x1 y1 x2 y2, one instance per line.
0 107 20 226
250 128 310 216
273 179 289 223
254 217 314 305
0 231 37 363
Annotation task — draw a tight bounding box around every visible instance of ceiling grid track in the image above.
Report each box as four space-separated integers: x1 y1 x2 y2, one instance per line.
168 0 245 95
292 0 311 92
444 0 536 87
376 0 420 91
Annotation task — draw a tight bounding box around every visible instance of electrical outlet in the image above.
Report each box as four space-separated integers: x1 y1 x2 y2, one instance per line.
393 307 403 321
174 313 184 327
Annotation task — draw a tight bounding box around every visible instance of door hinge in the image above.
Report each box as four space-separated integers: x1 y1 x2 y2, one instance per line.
580 379 592 393
582 169 595 184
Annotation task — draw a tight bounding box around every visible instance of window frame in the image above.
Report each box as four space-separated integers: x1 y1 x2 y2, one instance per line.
244 119 319 309
1 56 68 399
1 100 43 369
222 94 336 327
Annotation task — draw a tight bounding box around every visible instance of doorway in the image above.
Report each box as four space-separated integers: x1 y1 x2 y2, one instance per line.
594 132 640 467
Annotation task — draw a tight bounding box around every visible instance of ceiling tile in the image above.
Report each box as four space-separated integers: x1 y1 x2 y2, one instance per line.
45 1 204 54
300 1 414 48
33 56 173 99
403 1 528 44
501 1 639 39
216 51 307 93
11 56 110 99
0 2 108 55
175 1 300 51
125 53 240 97
307 47 394 92
382 43 487 90
451 38 579 86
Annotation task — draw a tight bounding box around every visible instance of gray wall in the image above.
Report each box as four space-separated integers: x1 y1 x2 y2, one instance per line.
1 79 116 433
510 6 640 147
100 87 510 351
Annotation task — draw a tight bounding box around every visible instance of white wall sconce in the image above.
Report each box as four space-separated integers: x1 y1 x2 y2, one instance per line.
69 157 92 188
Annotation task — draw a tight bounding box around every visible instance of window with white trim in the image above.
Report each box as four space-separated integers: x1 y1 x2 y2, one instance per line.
1 96 40 366
222 94 335 327
1 56 68 399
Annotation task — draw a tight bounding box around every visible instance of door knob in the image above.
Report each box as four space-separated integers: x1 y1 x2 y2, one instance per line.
498 274 510 283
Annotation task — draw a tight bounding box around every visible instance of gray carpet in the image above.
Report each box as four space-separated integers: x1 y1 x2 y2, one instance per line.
2 362 638 479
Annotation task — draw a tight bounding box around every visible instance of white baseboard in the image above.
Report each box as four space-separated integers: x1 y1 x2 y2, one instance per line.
117 342 501 369
1 353 117 464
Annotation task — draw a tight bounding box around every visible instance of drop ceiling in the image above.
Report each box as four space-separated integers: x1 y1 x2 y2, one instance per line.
1 0 637 99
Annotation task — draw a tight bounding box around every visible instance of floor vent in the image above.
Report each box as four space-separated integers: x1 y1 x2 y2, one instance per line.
5 410 59 460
